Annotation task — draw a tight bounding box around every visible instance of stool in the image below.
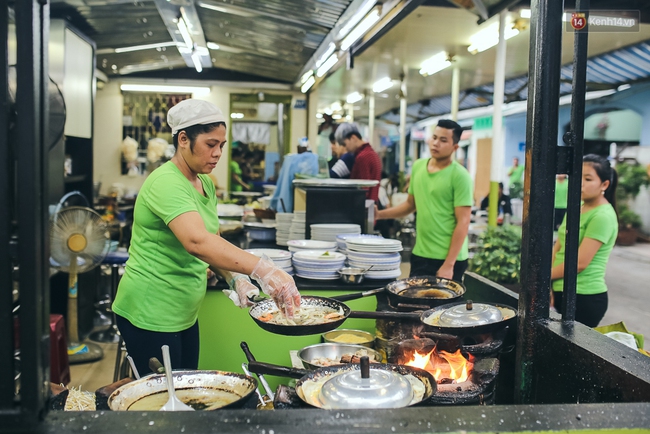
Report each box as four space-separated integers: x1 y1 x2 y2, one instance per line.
89 251 129 344
50 314 70 385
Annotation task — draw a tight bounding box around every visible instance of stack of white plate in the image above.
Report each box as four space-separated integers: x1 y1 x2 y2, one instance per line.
245 248 293 275
345 237 403 280
291 250 346 280
275 213 294 246
289 210 306 240
336 233 383 253
310 223 361 242
287 239 337 253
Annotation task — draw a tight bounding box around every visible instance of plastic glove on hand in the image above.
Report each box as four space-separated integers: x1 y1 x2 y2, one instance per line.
251 256 301 318
223 274 259 308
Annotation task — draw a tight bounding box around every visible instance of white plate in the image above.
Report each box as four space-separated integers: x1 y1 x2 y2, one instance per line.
217 204 244 217
365 269 403 279
287 240 337 250
346 238 402 247
245 249 292 260
310 223 361 231
295 273 340 280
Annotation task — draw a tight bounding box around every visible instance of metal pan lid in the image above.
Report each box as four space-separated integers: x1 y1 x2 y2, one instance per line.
318 358 413 409
437 300 503 327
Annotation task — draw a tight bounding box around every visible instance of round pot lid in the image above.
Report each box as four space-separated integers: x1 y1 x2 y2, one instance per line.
318 358 413 409
438 300 503 327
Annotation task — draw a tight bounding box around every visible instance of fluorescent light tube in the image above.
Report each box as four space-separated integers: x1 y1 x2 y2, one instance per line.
419 51 451 76
177 17 194 49
372 77 394 93
341 10 380 51
315 43 336 68
300 70 314 84
346 91 363 103
332 114 342 120
301 76 316 93
338 0 377 39
316 54 338 77
207 42 220 50
120 84 210 96
331 101 342 112
230 113 245 119
112 42 177 54
198 2 255 17
467 19 519 54
191 51 203 73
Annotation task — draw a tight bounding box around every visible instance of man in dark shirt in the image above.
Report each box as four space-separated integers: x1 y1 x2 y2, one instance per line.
334 123 382 202
480 182 512 223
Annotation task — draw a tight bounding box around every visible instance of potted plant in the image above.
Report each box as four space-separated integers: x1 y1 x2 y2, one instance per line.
615 161 649 246
469 225 522 292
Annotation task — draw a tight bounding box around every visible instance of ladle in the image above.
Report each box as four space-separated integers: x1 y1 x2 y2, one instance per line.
159 345 194 411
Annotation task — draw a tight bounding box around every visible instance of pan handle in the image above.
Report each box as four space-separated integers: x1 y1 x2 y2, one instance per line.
247 361 308 379
348 310 421 320
240 341 258 363
330 287 385 302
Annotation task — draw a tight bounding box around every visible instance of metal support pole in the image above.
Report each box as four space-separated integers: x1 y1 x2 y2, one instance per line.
398 70 407 173
0 0 15 411
488 11 507 228
515 0 564 404
561 0 590 322
16 0 50 415
450 66 460 121
368 94 375 147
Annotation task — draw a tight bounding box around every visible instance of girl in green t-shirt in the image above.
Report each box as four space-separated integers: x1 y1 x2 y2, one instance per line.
550 154 618 327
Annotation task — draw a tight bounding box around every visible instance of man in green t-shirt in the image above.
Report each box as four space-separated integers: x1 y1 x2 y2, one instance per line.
507 156 524 198
230 147 250 192
375 119 473 282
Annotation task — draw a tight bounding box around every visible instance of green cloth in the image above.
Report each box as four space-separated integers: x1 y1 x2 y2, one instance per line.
555 179 568 209
408 159 473 261
552 203 618 295
230 160 243 192
509 165 524 186
113 162 219 332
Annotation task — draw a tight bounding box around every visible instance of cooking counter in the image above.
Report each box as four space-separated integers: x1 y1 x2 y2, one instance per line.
200 277 393 392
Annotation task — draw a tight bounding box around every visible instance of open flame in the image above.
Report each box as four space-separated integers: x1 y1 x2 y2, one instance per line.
403 347 474 383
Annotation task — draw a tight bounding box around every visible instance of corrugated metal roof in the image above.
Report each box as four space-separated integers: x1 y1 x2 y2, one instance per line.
379 38 650 124
51 0 354 82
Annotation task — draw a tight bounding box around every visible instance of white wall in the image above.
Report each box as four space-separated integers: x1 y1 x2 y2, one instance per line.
94 79 306 195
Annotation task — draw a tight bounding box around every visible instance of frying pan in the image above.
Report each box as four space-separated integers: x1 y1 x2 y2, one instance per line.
243 344 436 409
107 370 258 411
249 296 517 336
330 276 465 309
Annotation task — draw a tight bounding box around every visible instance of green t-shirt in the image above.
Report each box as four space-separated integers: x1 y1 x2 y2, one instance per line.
113 162 219 332
509 165 524 186
552 203 618 295
555 179 568 209
408 159 473 261
230 160 243 192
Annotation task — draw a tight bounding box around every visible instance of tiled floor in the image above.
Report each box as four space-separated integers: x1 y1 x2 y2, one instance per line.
68 341 119 392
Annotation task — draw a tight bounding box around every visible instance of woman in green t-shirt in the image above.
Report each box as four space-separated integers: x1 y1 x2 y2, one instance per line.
113 99 300 376
550 154 618 327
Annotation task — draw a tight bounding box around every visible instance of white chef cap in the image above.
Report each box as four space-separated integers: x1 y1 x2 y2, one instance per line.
167 99 227 135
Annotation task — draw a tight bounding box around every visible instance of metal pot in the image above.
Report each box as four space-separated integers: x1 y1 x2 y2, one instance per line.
298 343 382 369
107 370 258 411
247 357 436 410
338 267 367 284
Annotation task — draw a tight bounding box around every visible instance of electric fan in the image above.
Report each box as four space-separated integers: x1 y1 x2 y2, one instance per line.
50 205 109 364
